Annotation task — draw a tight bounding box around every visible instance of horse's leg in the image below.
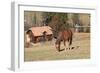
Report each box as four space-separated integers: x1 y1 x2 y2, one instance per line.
67 38 70 50
65 40 69 50
58 42 65 52
63 40 67 50
68 36 73 50
56 44 60 52
69 36 72 45
58 42 61 52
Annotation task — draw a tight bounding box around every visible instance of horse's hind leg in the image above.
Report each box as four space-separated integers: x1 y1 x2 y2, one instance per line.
69 36 72 45
68 37 73 50
63 40 66 50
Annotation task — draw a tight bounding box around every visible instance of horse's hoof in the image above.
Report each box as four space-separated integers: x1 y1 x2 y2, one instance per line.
61 49 65 51
58 49 65 52
69 48 71 50
71 47 75 49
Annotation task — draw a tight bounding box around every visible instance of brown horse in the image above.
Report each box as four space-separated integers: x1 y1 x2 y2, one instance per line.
55 29 73 52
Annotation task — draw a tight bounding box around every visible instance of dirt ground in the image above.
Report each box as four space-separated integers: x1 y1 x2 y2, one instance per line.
24 33 90 61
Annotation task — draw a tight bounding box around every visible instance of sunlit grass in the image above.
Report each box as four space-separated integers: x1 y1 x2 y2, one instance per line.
24 33 90 61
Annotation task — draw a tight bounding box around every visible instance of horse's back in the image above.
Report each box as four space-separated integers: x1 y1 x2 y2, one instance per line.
62 29 73 39
57 29 73 41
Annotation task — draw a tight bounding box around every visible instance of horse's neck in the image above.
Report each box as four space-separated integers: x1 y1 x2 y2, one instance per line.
58 32 62 38
56 39 60 44
56 35 62 43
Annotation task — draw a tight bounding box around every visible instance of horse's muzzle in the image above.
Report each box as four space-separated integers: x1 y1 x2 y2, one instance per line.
55 44 59 49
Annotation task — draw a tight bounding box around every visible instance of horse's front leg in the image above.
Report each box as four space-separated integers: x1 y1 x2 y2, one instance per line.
58 43 65 52
65 41 70 50
57 43 61 52
63 40 66 50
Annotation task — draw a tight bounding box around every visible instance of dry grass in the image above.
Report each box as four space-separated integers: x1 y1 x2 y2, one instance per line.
24 33 90 61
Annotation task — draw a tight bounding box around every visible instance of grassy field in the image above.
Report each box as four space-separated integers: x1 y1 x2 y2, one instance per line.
24 33 90 61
